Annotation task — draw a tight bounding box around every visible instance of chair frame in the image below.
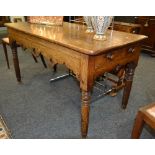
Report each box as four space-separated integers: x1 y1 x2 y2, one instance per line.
131 103 155 138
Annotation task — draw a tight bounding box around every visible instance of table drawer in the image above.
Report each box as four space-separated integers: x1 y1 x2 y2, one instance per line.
95 45 140 72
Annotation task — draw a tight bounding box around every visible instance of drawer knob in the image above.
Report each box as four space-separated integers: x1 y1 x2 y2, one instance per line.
106 53 113 60
128 48 135 53
132 30 136 34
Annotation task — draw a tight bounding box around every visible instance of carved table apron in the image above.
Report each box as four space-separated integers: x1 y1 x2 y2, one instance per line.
5 22 147 138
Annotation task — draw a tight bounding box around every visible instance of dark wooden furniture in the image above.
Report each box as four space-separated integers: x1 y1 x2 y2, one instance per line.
113 21 141 34
5 22 146 138
0 17 10 27
135 16 155 56
114 16 137 24
131 103 155 138
2 37 47 69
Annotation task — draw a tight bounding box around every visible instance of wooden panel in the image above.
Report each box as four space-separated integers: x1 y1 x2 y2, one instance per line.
135 16 155 55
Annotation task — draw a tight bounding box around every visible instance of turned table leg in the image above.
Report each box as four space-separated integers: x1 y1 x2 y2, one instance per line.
31 54 38 63
11 41 21 82
40 54 47 68
2 41 10 69
53 64 57 72
122 62 136 109
81 90 90 138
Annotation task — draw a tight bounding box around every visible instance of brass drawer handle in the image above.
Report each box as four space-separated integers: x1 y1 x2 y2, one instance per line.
128 48 135 53
106 53 113 60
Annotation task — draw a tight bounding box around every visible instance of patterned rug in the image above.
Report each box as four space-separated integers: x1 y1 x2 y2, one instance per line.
0 115 11 139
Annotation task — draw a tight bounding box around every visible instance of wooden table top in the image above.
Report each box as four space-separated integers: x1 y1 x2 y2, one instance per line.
5 22 147 55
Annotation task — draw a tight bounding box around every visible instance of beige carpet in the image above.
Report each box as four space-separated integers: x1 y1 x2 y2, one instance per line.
0 115 11 139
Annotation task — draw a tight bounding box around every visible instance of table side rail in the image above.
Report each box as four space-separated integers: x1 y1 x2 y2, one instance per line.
8 28 82 80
